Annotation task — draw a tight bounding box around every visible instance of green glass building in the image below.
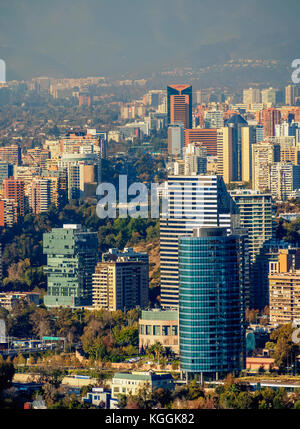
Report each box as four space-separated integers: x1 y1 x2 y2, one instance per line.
179 227 245 379
43 224 98 308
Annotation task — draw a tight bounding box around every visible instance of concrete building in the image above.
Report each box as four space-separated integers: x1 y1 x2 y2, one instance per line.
204 110 224 129
261 87 277 106
230 190 273 265
0 162 13 187
0 144 21 166
258 108 281 137
2 176 26 218
285 85 296 106
183 143 207 175
217 127 234 184
139 309 179 354
252 141 280 192
167 123 184 156
92 258 149 311
241 126 256 183
28 179 52 215
111 372 174 398
243 88 261 105
43 224 98 308
184 128 218 156
269 249 300 325
270 162 300 201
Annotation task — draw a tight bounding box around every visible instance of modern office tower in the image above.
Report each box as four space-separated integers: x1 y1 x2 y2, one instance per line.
167 85 192 129
183 143 207 175
0 144 22 166
58 153 101 200
0 162 13 187
269 248 300 325
226 114 248 181
259 108 281 137
168 123 184 156
241 126 257 183
270 162 300 201
217 127 234 184
179 227 245 379
255 125 265 143
261 87 277 106
2 176 25 218
92 258 149 311
252 141 280 192
285 85 296 106
243 88 261 105
204 110 224 129
160 175 239 308
43 224 98 308
28 179 51 215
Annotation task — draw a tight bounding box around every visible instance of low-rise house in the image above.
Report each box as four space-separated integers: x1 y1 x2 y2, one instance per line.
111 371 174 398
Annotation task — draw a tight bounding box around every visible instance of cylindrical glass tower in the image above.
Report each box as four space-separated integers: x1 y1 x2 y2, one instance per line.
179 227 244 378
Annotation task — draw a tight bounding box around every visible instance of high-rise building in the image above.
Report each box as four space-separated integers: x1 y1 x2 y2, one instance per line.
285 85 296 106
280 145 300 165
184 128 218 156
167 85 192 129
217 127 234 184
230 190 274 307
168 123 184 156
252 141 280 192
0 199 18 227
43 224 98 308
160 175 239 308
226 114 248 181
251 239 291 310
58 153 101 200
29 179 52 215
183 143 207 175
204 110 224 129
243 88 261 105
241 126 257 183
255 125 265 143
261 87 277 106
230 190 273 265
0 162 13 187
2 176 25 218
269 248 300 325
92 258 148 311
259 108 281 137
270 162 300 201
0 144 21 166
179 227 245 379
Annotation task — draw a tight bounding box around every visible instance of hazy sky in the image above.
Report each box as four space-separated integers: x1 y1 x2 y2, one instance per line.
0 0 299 79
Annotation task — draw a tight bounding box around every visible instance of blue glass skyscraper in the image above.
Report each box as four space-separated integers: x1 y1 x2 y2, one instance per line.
179 227 245 380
